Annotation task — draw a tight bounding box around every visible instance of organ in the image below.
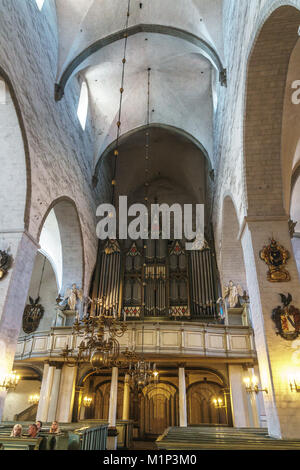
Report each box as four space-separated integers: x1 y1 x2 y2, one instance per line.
90 236 221 322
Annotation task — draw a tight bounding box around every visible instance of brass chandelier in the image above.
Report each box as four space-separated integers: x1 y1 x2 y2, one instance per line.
0 371 20 391
123 326 159 390
61 297 127 369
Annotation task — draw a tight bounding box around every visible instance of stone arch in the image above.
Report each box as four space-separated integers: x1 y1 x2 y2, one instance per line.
220 195 247 292
188 366 228 388
0 66 31 231
94 123 213 179
244 5 300 218
38 197 84 294
55 24 225 101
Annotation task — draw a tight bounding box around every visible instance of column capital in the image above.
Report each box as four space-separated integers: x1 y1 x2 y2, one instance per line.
238 214 289 240
48 361 62 369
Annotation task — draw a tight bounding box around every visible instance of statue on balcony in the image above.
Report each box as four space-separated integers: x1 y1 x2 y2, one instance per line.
58 284 83 312
223 281 244 308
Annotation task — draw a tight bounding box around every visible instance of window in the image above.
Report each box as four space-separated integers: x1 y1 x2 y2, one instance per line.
35 0 45 10
0 80 6 104
77 81 89 130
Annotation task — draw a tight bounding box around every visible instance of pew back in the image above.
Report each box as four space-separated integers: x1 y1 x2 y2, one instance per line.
0 436 43 450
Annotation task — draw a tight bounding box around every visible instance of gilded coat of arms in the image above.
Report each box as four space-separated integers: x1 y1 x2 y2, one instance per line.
272 294 300 341
22 297 45 334
260 239 290 282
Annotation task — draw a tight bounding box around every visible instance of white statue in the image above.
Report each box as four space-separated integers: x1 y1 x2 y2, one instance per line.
59 284 83 311
223 281 244 308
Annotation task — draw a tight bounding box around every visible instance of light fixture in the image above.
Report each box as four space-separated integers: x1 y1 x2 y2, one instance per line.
244 376 268 395
28 394 40 405
123 326 159 390
289 377 300 393
212 397 226 409
0 371 20 391
83 396 93 408
60 300 127 369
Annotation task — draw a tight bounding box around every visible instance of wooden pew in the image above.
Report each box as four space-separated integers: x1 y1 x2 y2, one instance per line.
0 436 43 450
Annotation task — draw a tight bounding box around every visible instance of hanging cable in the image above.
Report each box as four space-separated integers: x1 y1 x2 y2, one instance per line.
111 0 131 206
37 255 46 299
144 67 151 206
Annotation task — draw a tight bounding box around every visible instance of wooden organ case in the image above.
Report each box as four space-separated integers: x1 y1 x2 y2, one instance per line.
91 237 220 322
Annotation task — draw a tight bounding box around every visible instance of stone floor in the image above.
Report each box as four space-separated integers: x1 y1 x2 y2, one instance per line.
130 440 158 450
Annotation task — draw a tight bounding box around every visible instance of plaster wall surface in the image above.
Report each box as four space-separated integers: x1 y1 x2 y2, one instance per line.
0 0 110 291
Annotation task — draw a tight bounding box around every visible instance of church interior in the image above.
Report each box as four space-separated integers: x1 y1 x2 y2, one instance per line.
1 0 300 451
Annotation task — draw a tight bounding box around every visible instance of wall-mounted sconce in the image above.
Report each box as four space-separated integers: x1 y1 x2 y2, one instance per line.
28 394 40 405
244 376 268 395
289 379 300 393
213 397 226 409
83 396 93 408
0 371 20 391
153 368 159 382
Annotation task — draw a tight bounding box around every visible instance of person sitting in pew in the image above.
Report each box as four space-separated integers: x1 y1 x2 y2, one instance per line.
27 424 38 438
50 421 60 434
36 421 43 433
10 424 22 437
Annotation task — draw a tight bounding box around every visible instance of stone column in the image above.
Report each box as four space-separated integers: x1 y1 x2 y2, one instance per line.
36 363 49 421
228 365 250 428
47 365 62 422
36 363 55 422
72 386 84 423
107 367 118 450
241 219 300 439
56 365 77 423
254 365 267 428
0 232 38 421
122 374 130 421
178 366 187 427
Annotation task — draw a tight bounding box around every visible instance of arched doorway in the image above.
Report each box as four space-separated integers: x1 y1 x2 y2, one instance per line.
140 382 178 438
187 381 227 426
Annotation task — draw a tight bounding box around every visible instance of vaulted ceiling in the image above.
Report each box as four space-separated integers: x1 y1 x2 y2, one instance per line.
54 0 225 168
